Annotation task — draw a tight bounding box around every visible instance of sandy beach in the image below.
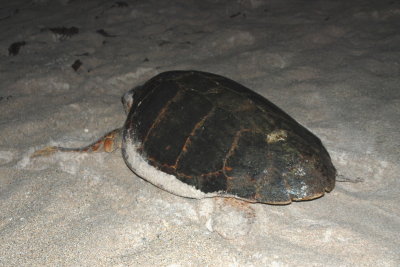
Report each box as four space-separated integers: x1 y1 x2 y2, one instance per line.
1 0 399 265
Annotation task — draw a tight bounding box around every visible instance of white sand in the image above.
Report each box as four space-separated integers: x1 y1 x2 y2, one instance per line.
1 0 399 265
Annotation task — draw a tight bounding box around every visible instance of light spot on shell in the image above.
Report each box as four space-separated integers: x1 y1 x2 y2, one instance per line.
294 166 306 176
266 129 288 144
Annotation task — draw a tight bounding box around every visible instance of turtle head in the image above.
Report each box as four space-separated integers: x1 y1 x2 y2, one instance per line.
122 87 137 114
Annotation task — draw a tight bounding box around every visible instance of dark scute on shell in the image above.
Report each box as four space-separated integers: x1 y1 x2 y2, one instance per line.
177 108 239 176
124 70 336 203
127 81 179 142
144 89 212 166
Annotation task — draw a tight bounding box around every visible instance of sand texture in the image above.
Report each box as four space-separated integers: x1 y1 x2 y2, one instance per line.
1 0 399 266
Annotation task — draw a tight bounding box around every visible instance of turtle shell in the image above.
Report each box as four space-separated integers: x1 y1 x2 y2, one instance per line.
121 70 336 204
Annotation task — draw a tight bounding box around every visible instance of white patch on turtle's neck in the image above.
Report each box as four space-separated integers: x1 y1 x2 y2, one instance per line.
122 136 221 199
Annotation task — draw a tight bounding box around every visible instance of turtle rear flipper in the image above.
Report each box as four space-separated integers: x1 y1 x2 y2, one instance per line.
31 128 122 158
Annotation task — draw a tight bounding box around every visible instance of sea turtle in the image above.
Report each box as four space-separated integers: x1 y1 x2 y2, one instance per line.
33 70 336 204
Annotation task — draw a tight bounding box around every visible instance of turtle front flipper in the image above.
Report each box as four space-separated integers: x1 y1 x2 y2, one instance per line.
31 128 123 158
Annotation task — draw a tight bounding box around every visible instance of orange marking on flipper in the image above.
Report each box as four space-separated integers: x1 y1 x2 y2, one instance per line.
91 141 102 152
31 146 59 158
31 128 122 158
104 138 114 152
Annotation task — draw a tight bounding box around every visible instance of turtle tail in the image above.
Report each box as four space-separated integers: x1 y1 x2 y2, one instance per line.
31 128 123 158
